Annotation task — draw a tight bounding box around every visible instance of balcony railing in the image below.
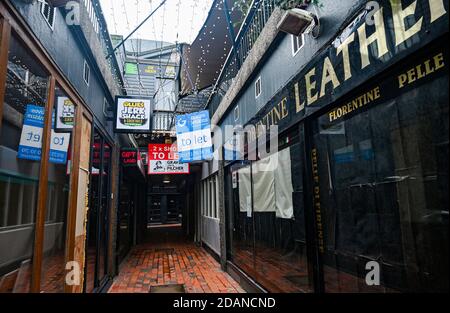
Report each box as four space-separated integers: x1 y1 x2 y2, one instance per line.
205 0 277 117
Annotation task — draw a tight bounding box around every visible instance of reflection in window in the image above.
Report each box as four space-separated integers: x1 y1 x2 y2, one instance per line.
0 32 49 293
313 75 449 292
40 85 75 293
228 132 313 292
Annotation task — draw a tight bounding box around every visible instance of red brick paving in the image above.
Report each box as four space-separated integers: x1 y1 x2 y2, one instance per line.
109 228 245 294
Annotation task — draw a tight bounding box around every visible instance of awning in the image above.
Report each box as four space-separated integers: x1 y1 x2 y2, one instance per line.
179 0 244 97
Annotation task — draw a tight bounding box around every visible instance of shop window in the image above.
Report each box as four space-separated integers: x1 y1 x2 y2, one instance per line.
311 73 449 292
85 131 112 292
0 31 50 293
255 76 262 99
41 0 56 29
228 132 313 292
102 98 109 118
291 34 305 56
40 84 76 293
83 60 90 86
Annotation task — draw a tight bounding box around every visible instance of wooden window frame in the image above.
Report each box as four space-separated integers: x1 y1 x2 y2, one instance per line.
0 1 94 293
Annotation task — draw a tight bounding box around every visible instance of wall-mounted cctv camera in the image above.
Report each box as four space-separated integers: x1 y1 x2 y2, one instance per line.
277 8 320 38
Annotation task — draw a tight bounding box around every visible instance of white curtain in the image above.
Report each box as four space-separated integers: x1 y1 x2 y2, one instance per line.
237 147 294 219
252 157 276 213
238 167 252 214
274 148 294 219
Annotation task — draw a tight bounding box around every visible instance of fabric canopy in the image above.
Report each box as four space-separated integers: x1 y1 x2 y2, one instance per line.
179 0 243 96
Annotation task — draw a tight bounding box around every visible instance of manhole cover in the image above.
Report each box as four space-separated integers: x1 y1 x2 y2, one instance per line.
155 248 175 253
149 284 186 293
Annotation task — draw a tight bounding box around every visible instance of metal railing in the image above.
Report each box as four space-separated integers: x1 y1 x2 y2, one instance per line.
206 0 277 117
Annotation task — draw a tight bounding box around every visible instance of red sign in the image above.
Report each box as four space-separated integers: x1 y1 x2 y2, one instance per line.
121 149 138 166
148 144 190 175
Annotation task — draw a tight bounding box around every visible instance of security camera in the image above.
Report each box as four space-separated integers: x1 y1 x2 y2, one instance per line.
277 8 319 37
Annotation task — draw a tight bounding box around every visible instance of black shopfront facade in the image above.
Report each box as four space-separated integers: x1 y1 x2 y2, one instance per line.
223 0 449 293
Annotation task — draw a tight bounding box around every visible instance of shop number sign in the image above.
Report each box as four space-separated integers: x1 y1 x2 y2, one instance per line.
18 105 71 164
148 144 190 175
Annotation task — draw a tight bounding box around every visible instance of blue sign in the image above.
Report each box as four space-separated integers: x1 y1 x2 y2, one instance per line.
175 110 213 163
18 105 70 164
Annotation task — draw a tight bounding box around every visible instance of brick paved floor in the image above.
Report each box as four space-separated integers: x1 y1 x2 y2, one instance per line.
109 227 245 293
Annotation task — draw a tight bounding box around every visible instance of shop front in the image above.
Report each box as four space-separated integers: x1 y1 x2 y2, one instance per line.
224 0 448 293
0 1 116 293
116 148 146 266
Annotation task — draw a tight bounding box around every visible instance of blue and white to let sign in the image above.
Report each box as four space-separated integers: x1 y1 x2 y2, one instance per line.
18 105 71 164
175 111 213 163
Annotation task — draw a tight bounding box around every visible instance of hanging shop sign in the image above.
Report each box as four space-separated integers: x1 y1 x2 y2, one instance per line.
175 110 213 163
114 96 152 133
148 144 190 175
18 105 71 164
121 149 139 166
121 148 146 177
240 0 448 140
55 96 75 132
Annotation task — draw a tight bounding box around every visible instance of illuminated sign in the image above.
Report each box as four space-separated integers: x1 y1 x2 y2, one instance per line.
121 149 139 166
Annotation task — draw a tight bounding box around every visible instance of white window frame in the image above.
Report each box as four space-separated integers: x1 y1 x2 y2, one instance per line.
234 105 239 122
255 76 262 99
291 34 305 56
102 98 109 117
40 0 56 30
83 60 90 86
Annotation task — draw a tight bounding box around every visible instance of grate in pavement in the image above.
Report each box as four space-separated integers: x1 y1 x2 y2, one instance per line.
149 284 186 293
155 248 175 253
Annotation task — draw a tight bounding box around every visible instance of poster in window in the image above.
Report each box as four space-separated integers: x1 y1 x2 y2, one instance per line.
55 96 75 132
114 96 152 133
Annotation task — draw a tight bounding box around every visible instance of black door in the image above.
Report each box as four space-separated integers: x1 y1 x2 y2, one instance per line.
84 129 112 293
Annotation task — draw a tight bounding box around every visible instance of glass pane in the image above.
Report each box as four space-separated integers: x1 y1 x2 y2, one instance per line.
312 74 449 293
40 85 76 293
0 31 49 293
227 161 255 280
85 132 101 293
252 137 312 293
98 142 111 283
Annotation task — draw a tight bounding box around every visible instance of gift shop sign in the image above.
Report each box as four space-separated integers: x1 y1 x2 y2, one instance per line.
148 144 190 175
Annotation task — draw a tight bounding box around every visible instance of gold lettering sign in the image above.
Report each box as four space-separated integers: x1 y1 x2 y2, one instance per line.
398 52 446 88
292 0 447 114
328 87 381 123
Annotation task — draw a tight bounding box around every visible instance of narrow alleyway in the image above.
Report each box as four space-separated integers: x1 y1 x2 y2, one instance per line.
109 227 245 293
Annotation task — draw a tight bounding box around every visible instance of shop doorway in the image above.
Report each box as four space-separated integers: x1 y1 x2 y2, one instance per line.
84 128 112 293
147 194 183 226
